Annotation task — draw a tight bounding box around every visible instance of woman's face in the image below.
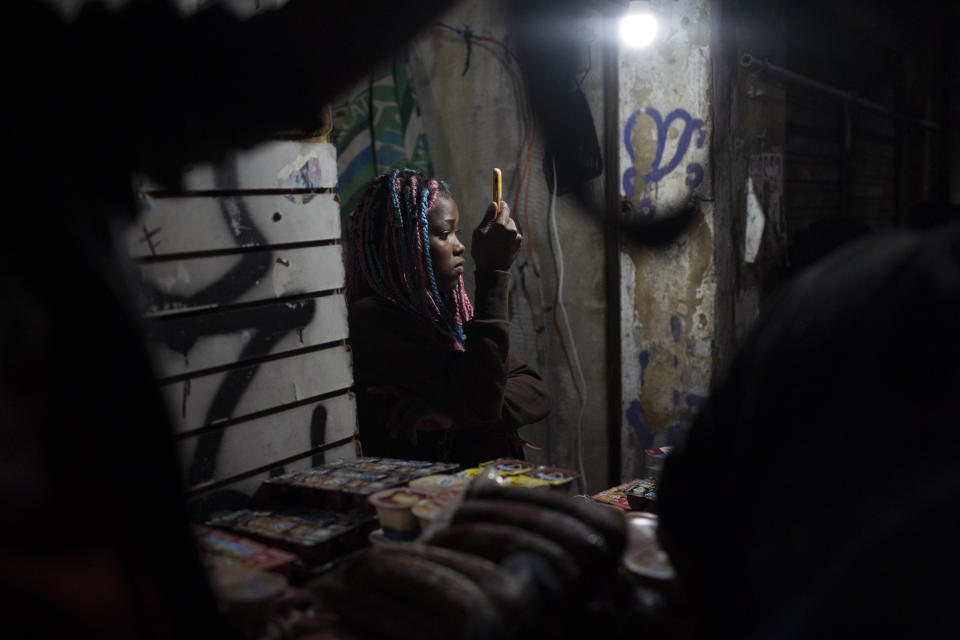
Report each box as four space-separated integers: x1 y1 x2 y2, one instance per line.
427 195 466 291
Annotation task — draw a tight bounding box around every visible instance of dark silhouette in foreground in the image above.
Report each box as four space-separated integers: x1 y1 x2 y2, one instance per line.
659 224 960 638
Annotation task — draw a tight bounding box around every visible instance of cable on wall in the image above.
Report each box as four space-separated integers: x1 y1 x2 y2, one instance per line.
548 156 588 494
435 22 539 271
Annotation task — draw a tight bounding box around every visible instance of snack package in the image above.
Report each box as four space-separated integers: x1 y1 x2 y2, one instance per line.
624 478 658 511
503 475 550 489
194 525 297 578
206 563 289 628
251 457 458 511
477 458 537 475
408 474 471 491
526 466 579 493
205 508 376 566
591 479 657 510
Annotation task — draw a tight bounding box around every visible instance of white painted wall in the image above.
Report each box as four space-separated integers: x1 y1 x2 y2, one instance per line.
127 139 357 498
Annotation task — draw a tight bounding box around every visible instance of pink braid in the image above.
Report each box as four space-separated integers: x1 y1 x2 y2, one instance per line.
458 275 474 321
426 180 441 209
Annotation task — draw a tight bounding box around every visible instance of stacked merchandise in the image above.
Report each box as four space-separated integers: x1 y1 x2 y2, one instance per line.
309 480 635 639
197 457 460 633
249 457 459 512
195 456 673 639
591 478 658 512
457 458 580 493
590 446 673 512
365 459 581 541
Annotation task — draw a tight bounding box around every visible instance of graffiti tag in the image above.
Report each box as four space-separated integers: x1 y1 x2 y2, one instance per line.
622 107 707 218
141 162 319 486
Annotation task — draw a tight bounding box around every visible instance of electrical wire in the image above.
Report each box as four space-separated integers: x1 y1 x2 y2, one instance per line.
548 156 588 494
518 119 537 271
476 37 537 270
434 22 537 267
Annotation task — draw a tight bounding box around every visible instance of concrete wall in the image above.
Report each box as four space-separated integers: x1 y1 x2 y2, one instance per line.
408 0 611 491
618 0 715 480
401 0 953 490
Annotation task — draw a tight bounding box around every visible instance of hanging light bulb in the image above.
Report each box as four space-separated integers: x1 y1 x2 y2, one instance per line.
619 1 658 48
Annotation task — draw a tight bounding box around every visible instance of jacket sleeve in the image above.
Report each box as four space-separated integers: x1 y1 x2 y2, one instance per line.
500 352 552 431
349 269 546 425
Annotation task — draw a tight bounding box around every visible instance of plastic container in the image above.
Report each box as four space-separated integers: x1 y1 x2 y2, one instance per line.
367 487 435 536
207 563 288 628
410 489 463 531
408 474 471 491
643 446 673 483
622 512 676 582
526 466 579 493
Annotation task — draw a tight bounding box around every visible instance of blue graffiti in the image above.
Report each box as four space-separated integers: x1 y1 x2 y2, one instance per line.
685 393 706 409
622 107 706 218
626 400 655 450
628 391 708 450
670 315 683 342
670 393 708 447
686 163 704 187
639 350 651 388
677 392 706 425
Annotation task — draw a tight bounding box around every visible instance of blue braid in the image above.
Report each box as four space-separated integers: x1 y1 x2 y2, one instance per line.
391 178 412 294
352 169 469 349
418 189 446 318
417 188 468 347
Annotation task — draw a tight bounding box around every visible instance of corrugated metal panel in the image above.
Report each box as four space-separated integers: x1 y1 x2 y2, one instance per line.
785 90 844 232
785 85 898 237
128 140 356 499
847 110 898 228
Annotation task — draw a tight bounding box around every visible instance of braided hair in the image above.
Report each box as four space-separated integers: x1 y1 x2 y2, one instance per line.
346 169 474 350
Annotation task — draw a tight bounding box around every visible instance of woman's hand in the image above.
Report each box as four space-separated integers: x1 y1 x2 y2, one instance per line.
471 200 522 272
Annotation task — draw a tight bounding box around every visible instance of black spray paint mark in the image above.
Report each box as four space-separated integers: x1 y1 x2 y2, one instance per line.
141 162 317 487
139 224 162 256
183 303 315 486
310 404 327 467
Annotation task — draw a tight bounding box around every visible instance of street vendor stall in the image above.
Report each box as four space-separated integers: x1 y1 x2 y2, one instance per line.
195 456 687 639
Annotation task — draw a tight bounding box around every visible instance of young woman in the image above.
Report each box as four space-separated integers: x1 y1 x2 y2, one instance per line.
345 169 550 467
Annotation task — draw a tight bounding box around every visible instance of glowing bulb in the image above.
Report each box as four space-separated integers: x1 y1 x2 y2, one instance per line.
619 12 658 48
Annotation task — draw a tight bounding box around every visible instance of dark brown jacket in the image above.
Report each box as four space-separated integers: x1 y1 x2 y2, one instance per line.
348 269 551 467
